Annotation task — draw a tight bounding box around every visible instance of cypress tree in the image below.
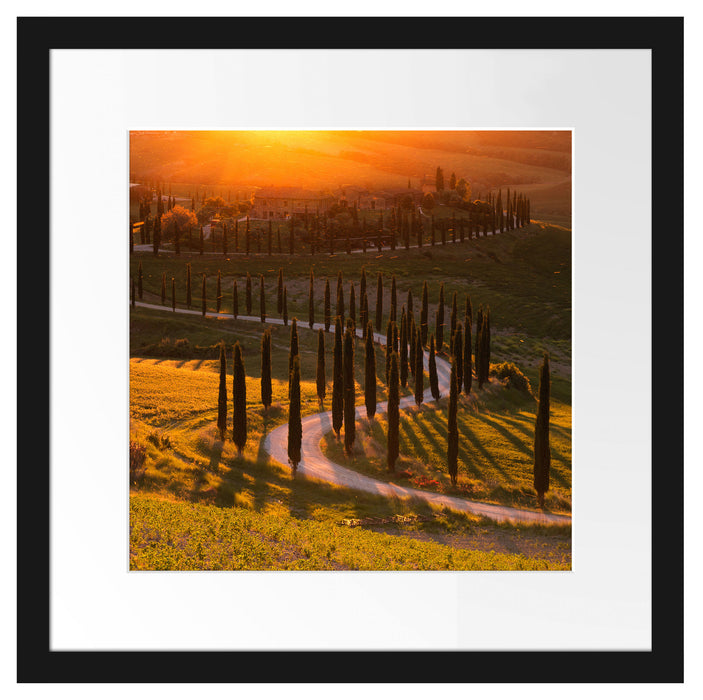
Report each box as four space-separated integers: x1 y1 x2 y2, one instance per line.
216 270 222 312
332 317 344 438
261 329 272 412
245 272 252 315
349 282 356 330
436 283 445 352
360 267 367 303
199 224 204 255
316 328 326 406
420 281 429 346
288 318 299 384
171 277 176 312
375 272 383 331
390 275 397 323
454 322 464 391
259 274 266 322
534 353 551 508
336 272 344 322
429 334 440 401
387 351 400 473
283 286 288 326
277 268 283 314
360 290 369 339
450 291 457 340
161 272 166 305
201 274 207 316
232 341 247 456
447 356 459 487
364 320 376 420
137 261 143 299
407 288 413 317
465 295 473 333
288 355 302 473
343 327 355 454
186 263 192 308
232 280 239 319
217 342 228 440
324 278 331 331
385 319 393 384
414 326 424 406
399 307 408 388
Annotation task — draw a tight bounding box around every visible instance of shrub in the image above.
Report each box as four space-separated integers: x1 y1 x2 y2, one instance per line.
130 441 147 485
490 362 533 394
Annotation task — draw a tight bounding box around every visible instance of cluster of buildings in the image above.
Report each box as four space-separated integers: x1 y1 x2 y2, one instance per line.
249 177 439 221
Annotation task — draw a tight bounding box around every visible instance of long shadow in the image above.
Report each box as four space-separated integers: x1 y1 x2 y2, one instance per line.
456 417 511 480
475 413 534 458
496 413 572 467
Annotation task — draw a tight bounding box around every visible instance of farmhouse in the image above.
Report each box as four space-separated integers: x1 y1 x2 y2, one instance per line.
251 187 336 220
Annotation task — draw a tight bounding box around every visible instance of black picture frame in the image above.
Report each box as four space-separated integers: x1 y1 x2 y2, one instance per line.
17 16 683 684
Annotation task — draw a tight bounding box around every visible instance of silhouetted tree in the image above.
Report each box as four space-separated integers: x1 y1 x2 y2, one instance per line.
232 280 239 319
364 320 376 420
375 272 383 331
360 289 369 339
435 166 444 192
387 351 400 473
414 326 424 406
283 286 288 326
534 353 551 508
407 288 413 317
336 272 344 322
453 322 464 391
324 278 331 331
429 334 440 400
349 282 356 330
308 270 315 328
316 328 326 406
288 355 302 473
288 318 299 384
232 342 247 456
400 307 408 387
450 290 457 340
436 283 445 352
217 343 228 440
171 277 176 312
332 317 344 438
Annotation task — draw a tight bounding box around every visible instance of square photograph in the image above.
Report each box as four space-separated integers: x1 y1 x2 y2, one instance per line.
128 129 572 571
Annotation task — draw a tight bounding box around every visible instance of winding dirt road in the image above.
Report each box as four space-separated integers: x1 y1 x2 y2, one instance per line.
134 300 571 525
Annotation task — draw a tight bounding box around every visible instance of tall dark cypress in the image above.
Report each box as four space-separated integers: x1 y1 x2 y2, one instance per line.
349 282 356 330
450 291 457 340
308 269 315 328
534 353 551 508
288 355 302 473
217 342 228 440
447 356 459 487
399 307 408 388
201 273 207 316
387 351 400 473
429 334 440 401
436 283 445 352
360 267 367 303
277 268 283 314
375 272 383 331
385 319 393 384
316 328 326 406
360 290 369 339
420 281 429 346
171 277 176 312
343 327 356 454
245 272 252 315
288 318 299 384
216 270 222 312
137 261 143 299
414 326 424 406
261 329 272 412
465 295 473 334
232 341 247 456
324 278 331 331
332 317 344 438
463 308 472 395
336 272 344 322
232 280 239 319
453 322 464 391
161 272 166 305
407 288 413 317
283 286 288 326
259 274 266 323
186 263 192 308
364 321 376 420
390 275 397 324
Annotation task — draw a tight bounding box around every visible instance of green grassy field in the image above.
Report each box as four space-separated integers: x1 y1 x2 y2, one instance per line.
129 222 572 570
